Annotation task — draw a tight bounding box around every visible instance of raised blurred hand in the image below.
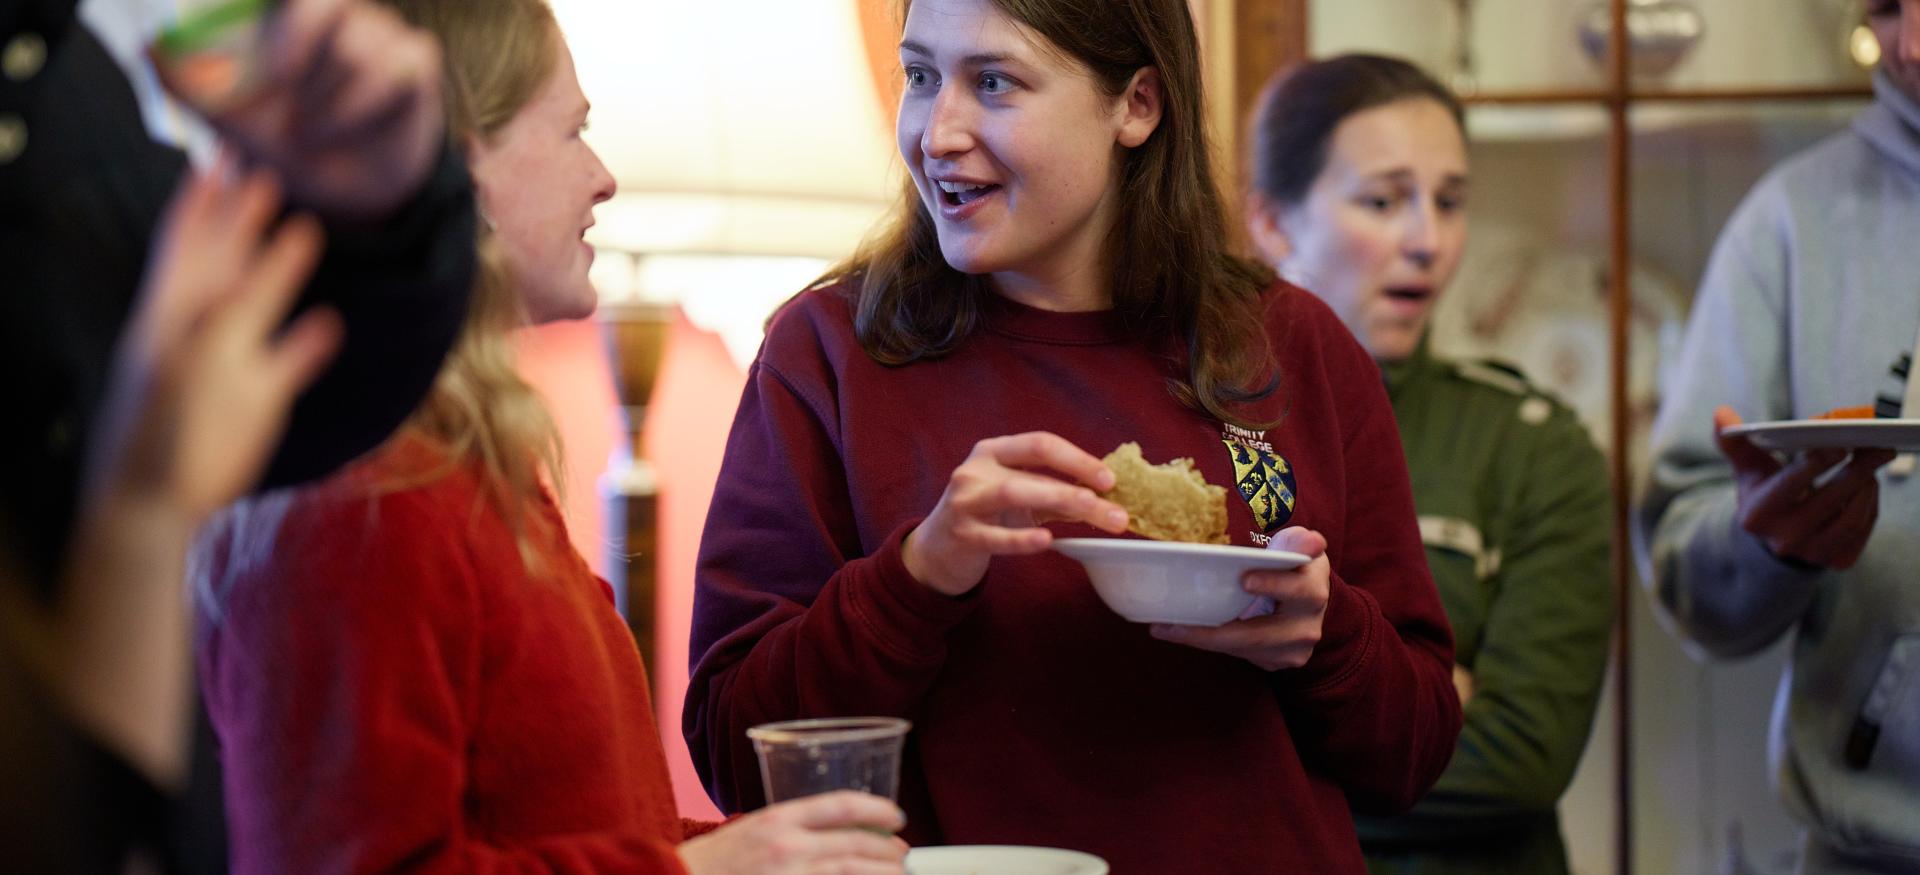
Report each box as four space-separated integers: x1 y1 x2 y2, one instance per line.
42 164 340 787
158 0 446 221
89 162 343 519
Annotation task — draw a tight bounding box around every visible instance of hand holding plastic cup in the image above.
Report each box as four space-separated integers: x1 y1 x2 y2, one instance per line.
747 717 910 804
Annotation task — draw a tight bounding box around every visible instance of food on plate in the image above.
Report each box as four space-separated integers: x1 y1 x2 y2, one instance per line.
1812 405 1876 421
1098 442 1229 545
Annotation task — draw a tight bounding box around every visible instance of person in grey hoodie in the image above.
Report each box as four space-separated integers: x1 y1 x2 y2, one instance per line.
1639 3 1920 872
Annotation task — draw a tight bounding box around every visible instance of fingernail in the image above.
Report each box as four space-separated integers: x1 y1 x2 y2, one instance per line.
1106 509 1127 529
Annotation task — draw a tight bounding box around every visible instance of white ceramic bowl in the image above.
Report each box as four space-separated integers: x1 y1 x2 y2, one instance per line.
906 845 1108 875
1052 538 1309 626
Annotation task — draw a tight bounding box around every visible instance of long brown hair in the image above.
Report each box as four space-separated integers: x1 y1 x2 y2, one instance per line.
825 0 1278 428
376 0 566 553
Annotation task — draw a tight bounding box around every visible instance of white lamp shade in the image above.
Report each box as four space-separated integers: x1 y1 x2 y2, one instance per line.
552 0 901 258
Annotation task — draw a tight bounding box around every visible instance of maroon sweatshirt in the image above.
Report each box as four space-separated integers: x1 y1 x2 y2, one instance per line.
686 282 1461 873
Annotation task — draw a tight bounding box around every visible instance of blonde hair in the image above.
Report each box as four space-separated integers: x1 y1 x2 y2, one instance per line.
195 0 573 619
377 0 567 562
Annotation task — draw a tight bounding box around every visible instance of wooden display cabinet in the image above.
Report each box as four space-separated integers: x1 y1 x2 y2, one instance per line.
1222 3 1872 873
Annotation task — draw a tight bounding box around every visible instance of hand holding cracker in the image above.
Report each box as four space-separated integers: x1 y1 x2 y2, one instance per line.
903 432 1132 596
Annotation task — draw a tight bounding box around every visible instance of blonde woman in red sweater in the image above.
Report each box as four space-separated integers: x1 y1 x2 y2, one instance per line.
193 0 908 871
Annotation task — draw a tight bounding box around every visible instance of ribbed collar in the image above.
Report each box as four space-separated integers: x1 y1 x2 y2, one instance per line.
981 291 1128 345
1854 70 1920 180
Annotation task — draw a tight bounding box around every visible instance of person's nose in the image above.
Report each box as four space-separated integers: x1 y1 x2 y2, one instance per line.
1403 202 1440 270
586 143 616 205
920 85 976 161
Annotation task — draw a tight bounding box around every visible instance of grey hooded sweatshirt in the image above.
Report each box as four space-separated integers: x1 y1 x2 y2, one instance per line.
1640 71 1920 874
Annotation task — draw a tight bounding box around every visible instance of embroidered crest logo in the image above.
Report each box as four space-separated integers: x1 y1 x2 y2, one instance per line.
1225 439 1296 533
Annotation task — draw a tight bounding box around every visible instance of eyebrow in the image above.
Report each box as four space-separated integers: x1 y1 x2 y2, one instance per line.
899 39 1020 67
1362 168 1470 186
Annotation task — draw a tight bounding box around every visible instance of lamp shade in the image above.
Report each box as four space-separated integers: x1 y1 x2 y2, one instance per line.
552 0 900 259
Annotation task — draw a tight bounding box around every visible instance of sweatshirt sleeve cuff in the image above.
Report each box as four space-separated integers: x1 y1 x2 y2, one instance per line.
1701 494 1823 593
1655 494 1823 656
1275 574 1380 692
838 518 981 664
679 816 731 839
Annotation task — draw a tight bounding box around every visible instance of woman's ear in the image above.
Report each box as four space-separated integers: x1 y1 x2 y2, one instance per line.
1116 67 1164 148
1246 193 1293 266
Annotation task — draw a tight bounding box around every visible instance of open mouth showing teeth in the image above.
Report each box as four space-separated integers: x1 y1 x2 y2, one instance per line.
937 180 1000 206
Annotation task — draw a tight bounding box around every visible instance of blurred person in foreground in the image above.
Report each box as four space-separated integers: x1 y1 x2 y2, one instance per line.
1 0 474 867
192 0 909 871
1246 54 1613 875
1639 1 1920 872
1 162 342 872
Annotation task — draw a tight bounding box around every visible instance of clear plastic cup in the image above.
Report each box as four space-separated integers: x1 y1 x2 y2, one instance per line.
147 0 279 112
746 717 910 803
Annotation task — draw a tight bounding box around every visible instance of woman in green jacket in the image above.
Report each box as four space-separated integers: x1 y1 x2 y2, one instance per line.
1245 53 1614 875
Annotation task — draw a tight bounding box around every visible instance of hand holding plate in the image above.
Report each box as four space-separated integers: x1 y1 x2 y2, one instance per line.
1713 406 1895 570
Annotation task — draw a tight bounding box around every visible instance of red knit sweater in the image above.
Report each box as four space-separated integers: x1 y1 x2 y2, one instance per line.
198 436 704 873
686 283 1462 873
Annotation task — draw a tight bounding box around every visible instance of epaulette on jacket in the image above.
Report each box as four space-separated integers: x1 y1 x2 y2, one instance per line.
1452 359 1532 396
1453 359 1559 425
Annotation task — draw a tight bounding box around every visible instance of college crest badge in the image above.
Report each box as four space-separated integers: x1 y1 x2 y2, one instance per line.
1225 439 1296 532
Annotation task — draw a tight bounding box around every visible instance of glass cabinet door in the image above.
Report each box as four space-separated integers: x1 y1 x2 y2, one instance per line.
1284 2 1874 873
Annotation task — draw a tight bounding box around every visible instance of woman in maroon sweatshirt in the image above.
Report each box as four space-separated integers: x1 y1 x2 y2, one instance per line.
193 0 909 872
685 0 1464 871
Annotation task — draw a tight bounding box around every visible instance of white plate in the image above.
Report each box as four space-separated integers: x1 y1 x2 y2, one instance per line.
1053 538 1310 626
906 845 1109 875
1721 419 1920 453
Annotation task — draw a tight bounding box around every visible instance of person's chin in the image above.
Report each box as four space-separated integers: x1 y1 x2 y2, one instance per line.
562 289 600 321
937 238 999 276
1365 325 1424 361
526 287 599 326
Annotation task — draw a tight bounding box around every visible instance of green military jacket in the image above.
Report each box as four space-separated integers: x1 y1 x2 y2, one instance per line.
1358 338 1614 875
